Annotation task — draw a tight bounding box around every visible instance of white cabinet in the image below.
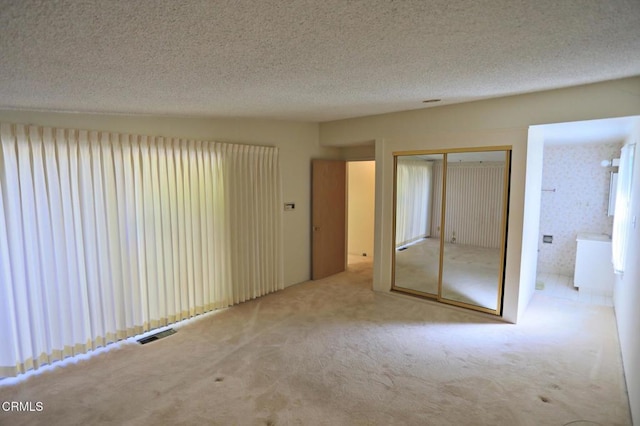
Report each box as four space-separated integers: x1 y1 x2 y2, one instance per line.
574 233 615 296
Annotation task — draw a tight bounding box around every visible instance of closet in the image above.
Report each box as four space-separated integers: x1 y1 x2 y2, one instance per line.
392 147 511 315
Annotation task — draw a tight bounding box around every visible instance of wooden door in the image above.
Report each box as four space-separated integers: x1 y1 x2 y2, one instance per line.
312 160 346 279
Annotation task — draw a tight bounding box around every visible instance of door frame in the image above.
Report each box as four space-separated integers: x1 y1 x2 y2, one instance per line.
311 157 376 280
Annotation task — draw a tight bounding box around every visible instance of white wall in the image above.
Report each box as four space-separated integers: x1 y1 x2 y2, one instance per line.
613 117 640 425
520 126 544 322
0 109 339 287
340 143 375 161
538 141 622 275
347 161 375 257
320 76 640 323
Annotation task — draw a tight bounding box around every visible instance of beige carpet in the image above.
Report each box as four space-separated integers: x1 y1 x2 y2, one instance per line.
0 259 631 425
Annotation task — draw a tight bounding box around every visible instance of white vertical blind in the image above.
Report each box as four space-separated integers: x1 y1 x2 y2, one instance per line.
612 143 636 274
0 122 283 377
444 162 505 248
431 161 505 248
395 159 432 246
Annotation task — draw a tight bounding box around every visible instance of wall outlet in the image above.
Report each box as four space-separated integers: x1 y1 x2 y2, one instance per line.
543 235 553 244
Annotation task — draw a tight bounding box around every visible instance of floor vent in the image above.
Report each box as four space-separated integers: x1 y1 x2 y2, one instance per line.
137 328 176 345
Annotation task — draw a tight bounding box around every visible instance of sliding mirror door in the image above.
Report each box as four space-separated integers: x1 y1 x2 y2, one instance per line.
393 154 443 296
392 148 510 316
440 150 510 314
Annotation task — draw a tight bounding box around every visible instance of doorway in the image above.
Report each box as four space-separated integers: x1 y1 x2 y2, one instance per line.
311 159 375 280
522 116 638 310
347 161 375 268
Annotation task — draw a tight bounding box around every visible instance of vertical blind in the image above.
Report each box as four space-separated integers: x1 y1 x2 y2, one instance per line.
432 162 505 248
0 123 282 377
395 159 432 246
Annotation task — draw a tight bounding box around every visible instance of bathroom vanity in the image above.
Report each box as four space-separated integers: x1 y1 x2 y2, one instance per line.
574 233 615 296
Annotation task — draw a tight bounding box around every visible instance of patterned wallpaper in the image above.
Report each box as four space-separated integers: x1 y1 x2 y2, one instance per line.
537 141 623 275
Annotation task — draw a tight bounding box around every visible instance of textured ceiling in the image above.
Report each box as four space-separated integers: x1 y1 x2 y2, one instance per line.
1 0 639 122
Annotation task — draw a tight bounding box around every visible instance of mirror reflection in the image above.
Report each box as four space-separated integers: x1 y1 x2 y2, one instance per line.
393 149 509 314
440 151 507 311
394 154 443 295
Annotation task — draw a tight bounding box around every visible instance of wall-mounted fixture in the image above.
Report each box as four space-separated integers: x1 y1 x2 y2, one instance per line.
601 158 621 167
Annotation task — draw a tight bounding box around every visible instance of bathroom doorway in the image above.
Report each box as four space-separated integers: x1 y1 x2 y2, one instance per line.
527 117 636 306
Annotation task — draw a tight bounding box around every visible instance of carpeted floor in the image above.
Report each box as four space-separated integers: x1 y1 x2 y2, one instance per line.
0 259 631 425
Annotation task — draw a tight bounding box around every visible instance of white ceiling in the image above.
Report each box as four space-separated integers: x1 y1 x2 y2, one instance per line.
539 116 638 145
1 0 639 122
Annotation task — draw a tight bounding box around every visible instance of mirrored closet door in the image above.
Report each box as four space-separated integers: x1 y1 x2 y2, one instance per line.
392 147 511 315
